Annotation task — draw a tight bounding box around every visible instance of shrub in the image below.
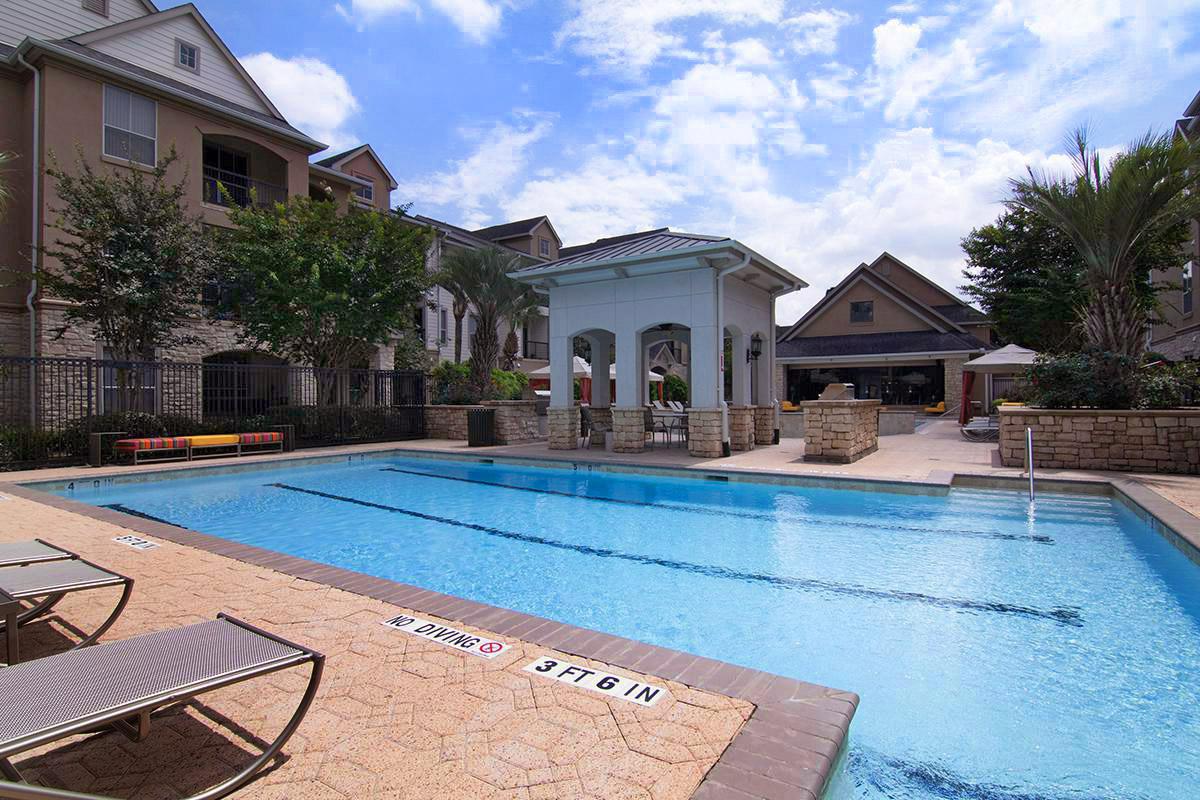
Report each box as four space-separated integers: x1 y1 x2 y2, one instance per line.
431 361 474 404
663 373 688 402
1027 351 1139 409
1139 361 1199 409
491 368 529 401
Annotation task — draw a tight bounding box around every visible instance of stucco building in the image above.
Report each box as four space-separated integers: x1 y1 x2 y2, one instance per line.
776 252 994 411
1153 92 1200 361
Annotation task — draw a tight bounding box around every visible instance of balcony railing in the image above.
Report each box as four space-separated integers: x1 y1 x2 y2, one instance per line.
202 165 287 209
523 340 549 360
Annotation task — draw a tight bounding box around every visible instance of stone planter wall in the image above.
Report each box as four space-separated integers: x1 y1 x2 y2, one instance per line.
999 408 1200 474
753 406 776 445
728 406 756 451
425 401 541 445
800 399 881 463
687 409 724 458
424 405 470 440
481 400 540 444
779 412 804 439
547 407 578 450
611 407 646 454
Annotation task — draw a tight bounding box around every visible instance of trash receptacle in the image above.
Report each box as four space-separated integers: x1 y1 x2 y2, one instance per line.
467 408 496 447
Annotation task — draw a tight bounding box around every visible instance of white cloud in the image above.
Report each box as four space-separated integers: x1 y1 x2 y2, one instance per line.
396 116 553 228
785 9 856 56
872 19 922 69
556 0 785 77
334 0 507 42
240 53 360 150
887 1 920 13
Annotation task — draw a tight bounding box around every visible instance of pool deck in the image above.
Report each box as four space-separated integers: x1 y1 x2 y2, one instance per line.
1 419 1197 799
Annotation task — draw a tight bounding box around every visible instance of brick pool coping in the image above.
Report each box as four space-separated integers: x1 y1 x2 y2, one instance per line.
2 480 860 800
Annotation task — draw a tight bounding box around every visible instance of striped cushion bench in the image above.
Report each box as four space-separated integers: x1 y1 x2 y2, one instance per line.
113 437 191 465
239 432 283 445
113 437 190 452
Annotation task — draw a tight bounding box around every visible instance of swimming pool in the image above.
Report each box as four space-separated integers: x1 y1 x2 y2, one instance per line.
49 454 1200 799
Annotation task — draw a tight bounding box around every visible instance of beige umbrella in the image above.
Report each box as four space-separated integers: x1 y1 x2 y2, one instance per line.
963 344 1038 374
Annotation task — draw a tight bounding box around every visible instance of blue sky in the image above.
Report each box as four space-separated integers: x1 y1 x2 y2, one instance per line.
194 0 1200 322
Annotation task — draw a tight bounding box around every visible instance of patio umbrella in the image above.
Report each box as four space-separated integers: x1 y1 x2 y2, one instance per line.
963 344 1038 374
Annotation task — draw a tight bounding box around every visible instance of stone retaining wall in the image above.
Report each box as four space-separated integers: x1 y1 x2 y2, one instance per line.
425 401 541 445
999 408 1200 474
801 399 881 463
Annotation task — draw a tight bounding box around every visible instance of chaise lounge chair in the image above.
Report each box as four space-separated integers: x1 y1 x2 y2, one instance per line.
960 417 1000 442
0 541 74 569
0 559 133 665
0 614 324 800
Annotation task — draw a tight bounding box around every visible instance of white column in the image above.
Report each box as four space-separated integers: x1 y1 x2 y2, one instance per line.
549 334 574 408
615 326 641 407
588 332 613 407
690 324 721 409
729 330 750 406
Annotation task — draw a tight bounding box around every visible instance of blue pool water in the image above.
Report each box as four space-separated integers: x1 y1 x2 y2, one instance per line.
52 455 1200 799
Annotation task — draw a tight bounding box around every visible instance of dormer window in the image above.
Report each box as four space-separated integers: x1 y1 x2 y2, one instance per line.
176 40 200 73
82 0 108 17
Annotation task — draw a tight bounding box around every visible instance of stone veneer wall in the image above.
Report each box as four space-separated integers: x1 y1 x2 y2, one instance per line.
611 407 646 454
728 406 756 451
942 357 965 414
999 408 1200 474
424 401 541 445
753 406 775 446
547 407 579 450
800 399 881 463
687 408 724 458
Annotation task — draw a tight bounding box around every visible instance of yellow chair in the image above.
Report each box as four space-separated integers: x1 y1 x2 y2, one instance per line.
781 400 801 413
924 401 946 414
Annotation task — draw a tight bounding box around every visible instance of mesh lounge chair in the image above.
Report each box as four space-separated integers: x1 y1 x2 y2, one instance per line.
0 558 133 665
0 542 73 569
0 614 324 800
961 417 1000 442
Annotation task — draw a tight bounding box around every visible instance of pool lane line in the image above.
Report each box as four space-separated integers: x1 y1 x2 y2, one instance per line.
101 503 189 529
379 467 1054 545
268 482 1082 627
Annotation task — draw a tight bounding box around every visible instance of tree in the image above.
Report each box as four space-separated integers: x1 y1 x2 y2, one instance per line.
960 206 1186 352
1010 128 1200 358
434 246 536 393
218 196 431 390
435 251 475 364
40 147 212 360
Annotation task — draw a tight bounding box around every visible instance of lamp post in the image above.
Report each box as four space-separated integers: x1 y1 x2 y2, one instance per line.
747 334 763 363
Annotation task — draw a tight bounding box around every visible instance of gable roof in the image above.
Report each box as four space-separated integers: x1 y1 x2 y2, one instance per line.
515 230 730 275
865 252 969 309
315 144 398 190
11 38 322 149
779 253 986 341
407 213 546 260
558 228 671 259
71 3 282 120
474 216 562 247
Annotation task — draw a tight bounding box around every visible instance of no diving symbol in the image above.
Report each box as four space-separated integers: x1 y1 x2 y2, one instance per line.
479 641 503 655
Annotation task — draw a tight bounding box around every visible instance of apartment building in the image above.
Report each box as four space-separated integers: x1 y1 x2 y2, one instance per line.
1154 92 1200 361
0 0 395 369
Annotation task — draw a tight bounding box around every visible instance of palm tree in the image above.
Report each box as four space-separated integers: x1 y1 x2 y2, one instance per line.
1010 128 1200 358
435 250 475 363
435 246 536 392
0 151 16 221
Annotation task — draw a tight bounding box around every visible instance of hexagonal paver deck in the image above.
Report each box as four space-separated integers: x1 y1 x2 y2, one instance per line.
0 494 760 800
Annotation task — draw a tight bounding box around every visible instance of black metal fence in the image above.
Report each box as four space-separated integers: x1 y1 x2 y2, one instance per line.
0 356 426 470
